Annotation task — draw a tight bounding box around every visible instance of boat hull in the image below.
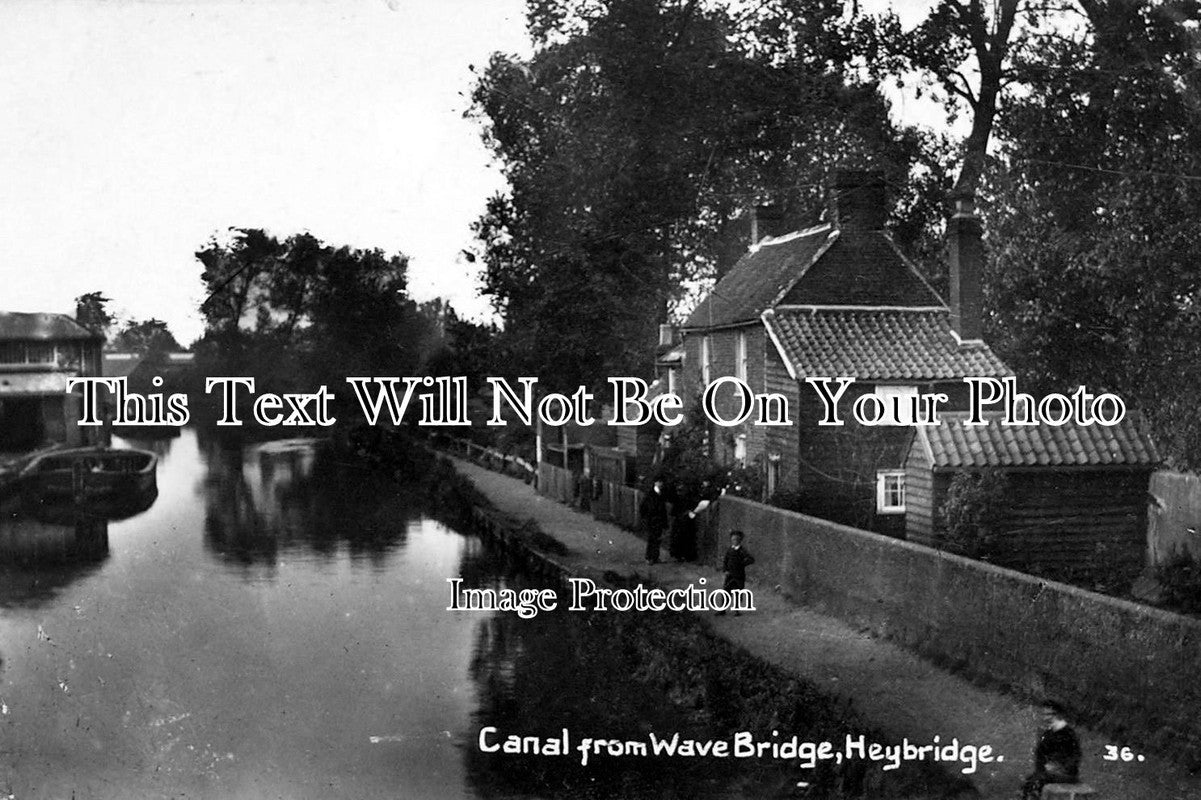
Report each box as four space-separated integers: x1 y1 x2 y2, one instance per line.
19 447 158 512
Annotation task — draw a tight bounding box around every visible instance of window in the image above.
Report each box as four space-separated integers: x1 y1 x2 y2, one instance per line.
26 343 56 364
766 454 781 496
876 471 906 514
666 367 678 397
872 385 919 426
701 335 711 386
735 331 748 382
734 434 747 466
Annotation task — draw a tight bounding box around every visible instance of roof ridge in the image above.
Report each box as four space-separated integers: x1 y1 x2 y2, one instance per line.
772 305 949 313
754 223 833 249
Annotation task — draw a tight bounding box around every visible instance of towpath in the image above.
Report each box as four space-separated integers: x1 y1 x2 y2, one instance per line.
451 457 1201 800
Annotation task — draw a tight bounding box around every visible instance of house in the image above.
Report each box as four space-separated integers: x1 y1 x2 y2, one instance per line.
906 411 1160 580
0 312 104 450
679 169 1010 535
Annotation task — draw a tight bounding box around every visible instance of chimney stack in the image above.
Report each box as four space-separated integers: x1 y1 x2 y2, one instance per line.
947 192 984 343
749 204 788 245
830 168 888 232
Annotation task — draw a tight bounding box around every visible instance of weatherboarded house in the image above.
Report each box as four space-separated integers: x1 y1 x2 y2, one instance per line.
906 412 1160 577
680 169 1009 535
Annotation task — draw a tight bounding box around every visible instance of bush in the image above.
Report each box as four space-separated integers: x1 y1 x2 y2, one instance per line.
1158 550 1201 614
940 469 1010 559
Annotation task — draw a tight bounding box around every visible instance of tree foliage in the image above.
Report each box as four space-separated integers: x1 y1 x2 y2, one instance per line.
111 318 181 356
984 0 1201 467
194 229 432 394
470 0 928 389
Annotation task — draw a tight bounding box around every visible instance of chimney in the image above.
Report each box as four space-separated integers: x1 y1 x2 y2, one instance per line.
749 204 787 244
830 168 888 231
947 192 984 342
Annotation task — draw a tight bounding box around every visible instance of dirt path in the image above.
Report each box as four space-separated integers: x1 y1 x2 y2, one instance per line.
451 458 1201 800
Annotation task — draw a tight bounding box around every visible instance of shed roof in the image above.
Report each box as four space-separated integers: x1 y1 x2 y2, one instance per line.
0 312 101 341
915 412 1160 470
764 308 1010 381
104 352 143 379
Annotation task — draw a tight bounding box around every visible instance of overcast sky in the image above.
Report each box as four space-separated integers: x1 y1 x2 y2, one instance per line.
0 0 955 346
0 0 530 344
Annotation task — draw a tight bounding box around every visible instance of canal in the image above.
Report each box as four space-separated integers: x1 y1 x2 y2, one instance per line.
0 428 950 799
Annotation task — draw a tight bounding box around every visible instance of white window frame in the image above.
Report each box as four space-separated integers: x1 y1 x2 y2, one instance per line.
701 335 711 386
873 385 919 426
735 330 748 382
733 433 747 466
876 470 906 514
666 366 678 397
766 454 781 496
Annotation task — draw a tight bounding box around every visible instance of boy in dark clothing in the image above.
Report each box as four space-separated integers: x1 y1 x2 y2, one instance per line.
1021 701 1082 799
716 530 754 616
639 480 671 564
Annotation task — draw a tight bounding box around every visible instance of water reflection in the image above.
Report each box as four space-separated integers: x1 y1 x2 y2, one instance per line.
0 427 948 799
196 429 416 573
0 504 109 608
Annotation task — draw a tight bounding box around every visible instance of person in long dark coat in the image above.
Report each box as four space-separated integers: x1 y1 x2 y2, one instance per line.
669 479 718 563
638 480 671 564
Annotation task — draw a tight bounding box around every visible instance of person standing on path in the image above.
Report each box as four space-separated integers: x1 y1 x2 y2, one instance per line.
639 479 671 564
716 530 754 616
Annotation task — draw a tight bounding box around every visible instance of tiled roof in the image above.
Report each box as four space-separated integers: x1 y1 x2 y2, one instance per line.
779 231 942 307
765 308 1010 381
684 226 834 329
0 312 101 341
916 412 1160 469
683 226 944 330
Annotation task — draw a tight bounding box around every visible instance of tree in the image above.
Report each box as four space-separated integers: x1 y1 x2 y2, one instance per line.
873 0 1023 195
194 229 431 395
471 0 926 389
985 0 1201 467
111 318 181 356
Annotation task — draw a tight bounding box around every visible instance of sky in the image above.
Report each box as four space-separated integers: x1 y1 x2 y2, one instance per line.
0 0 531 345
0 0 957 347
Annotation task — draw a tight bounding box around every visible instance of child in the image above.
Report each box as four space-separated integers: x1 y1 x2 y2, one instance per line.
716 530 754 616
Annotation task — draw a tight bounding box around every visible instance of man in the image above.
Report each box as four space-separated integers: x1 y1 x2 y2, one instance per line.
1021 701 1081 799
638 479 671 565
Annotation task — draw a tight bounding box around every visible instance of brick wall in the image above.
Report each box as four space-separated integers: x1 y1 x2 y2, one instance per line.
703 495 1201 766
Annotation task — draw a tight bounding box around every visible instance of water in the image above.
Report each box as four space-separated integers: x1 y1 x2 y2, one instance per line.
0 429 952 800
0 429 789 800
0 429 487 798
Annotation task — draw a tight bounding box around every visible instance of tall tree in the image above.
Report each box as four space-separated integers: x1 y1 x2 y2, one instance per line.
471 0 924 389
985 0 1201 466
195 229 430 393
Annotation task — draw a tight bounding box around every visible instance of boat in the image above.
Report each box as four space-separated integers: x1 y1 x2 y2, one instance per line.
19 446 158 512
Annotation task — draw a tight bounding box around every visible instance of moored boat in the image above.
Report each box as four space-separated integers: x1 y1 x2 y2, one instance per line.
19 446 158 509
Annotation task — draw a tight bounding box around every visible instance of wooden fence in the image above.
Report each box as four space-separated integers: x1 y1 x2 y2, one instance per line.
432 434 536 482
538 462 577 505
591 479 642 530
